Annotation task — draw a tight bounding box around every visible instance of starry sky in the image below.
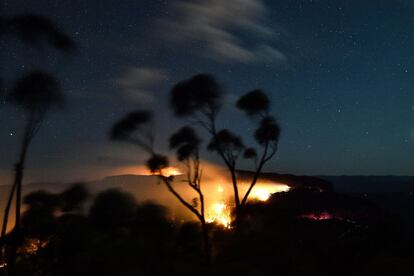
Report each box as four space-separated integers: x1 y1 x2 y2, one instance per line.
1 0 414 183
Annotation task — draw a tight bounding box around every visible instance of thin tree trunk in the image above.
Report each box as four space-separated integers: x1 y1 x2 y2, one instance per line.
240 162 264 206
229 168 242 228
199 193 212 264
0 182 17 259
14 161 25 234
201 219 212 265
241 142 270 207
210 123 241 226
161 176 212 264
7 129 31 274
162 178 200 219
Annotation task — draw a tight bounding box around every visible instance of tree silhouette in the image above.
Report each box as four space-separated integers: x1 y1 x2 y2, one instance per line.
170 74 221 119
0 12 75 268
169 126 212 263
236 89 270 117
1 71 64 268
110 113 213 263
110 110 154 153
0 14 76 92
170 75 281 223
1 14 76 53
237 91 280 206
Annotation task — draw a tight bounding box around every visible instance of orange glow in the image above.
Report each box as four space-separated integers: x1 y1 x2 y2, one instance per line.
206 201 231 228
18 238 48 255
160 167 183 177
143 166 183 177
206 185 232 228
250 183 290 201
112 165 183 177
205 183 289 227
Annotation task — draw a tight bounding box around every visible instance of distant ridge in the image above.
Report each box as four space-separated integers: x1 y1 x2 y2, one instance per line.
236 170 333 192
319 175 414 193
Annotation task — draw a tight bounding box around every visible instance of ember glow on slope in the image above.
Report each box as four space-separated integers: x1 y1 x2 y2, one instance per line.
111 165 183 177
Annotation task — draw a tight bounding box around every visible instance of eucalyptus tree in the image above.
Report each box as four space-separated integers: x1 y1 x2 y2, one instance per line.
170 74 281 223
1 13 75 250
110 112 212 263
0 72 64 271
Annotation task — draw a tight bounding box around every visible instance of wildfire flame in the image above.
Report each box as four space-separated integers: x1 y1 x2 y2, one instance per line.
159 167 183 177
206 185 231 228
112 165 183 177
250 184 290 201
205 183 290 228
206 201 232 228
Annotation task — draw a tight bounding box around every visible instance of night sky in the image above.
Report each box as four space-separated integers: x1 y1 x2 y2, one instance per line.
1 0 414 183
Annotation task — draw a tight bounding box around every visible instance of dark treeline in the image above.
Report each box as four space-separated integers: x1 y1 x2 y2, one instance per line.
0 182 413 276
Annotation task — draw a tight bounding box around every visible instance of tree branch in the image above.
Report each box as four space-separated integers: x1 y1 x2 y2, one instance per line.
159 175 203 221
241 141 270 206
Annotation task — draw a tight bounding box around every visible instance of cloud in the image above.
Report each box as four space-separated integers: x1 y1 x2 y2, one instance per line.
255 44 287 63
159 0 287 64
116 67 168 104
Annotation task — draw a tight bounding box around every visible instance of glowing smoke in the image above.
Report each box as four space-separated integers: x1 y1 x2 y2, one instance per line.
0 162 291 231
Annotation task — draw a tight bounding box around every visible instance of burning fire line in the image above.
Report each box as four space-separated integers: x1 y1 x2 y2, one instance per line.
206 185 232 228
156 167 183 177
205 183 290 228
250 184 290 201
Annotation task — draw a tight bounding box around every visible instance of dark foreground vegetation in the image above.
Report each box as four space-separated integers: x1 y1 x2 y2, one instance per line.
0 181 413 276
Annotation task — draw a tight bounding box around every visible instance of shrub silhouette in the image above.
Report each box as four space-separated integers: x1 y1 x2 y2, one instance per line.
22 190 60 239
133 203 172 242
60 183 90 213
89 189 136 231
